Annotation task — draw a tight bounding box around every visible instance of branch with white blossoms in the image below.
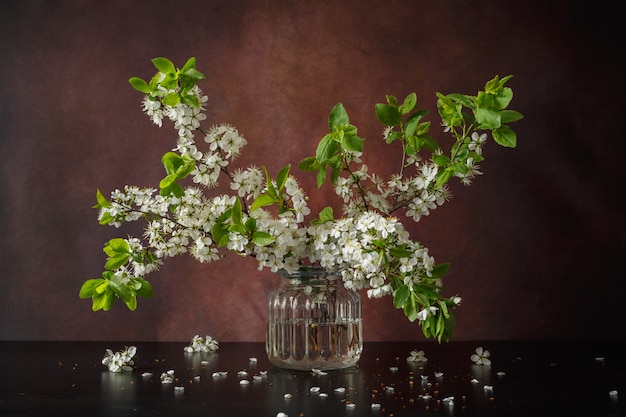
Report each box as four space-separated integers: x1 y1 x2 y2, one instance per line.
79 57 522 342
102 345 137 373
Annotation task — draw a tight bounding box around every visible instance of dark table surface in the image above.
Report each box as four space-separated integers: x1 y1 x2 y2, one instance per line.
0 340 624 417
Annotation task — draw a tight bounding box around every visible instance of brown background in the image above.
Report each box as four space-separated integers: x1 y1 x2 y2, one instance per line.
1 0 624 342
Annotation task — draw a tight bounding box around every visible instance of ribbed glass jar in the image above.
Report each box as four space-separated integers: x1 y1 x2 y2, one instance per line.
266 267 363 370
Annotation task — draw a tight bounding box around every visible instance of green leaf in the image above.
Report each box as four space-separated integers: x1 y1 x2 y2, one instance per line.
261 165 277 197
98 212 114 225
107 279 133 303
162 92 181 107
492 125 517 148
298 156 319 172
316 165 327 188
160 182 184 198
104 253 130 271
128 77 151 93
245 217 257 232
388 245 413 258
180 57 196 73
435 312 444 336
480 75 514 110
95 189 111 208
393 285 410 308
404 111 425 137
385 131 402 144
417 134 439 152
399 92 417 115
95 280 109 294
181 94 200 108
435 168 452 189
495 87 513 110
436 93 464 127
432 154 451 167
159 73 178 90
414 120 431 136
228 224 247 235
218 233 231 248
134 278 154 298
276 165 291 191
340 134 364 153
162 152 195 180
475 108 501 130
328 103 349 131
231 198 243 226
159 173 177 189
318 206 334 222
375 103 402 126
79 279 104 298
251 194 280 211
103 291 116 311
211 223 228 246
175 159 196 179
182 68 205 82
151 57 176 74
91 291 108 311
500 109 524 124
450 162 469 176
252 231 276 246
103 238 132 270
124 295 138 311
161 152 179 175
385 95 398 106
430 262 451 279
104 238 130 256
403 293 419 322
446 93 476 109
439 300 450 319
316 134 339 164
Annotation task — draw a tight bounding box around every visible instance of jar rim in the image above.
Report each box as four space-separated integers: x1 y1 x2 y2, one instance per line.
277 265 341 279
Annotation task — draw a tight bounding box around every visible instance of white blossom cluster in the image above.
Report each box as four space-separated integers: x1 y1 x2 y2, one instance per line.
102 345 137 373
184 335 219 353
306 211 435 298
335 156 453 223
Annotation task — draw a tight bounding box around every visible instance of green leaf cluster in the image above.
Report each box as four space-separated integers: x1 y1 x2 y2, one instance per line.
128 57 206 108
433 75 523 188
79 238 154 311
211 195 277 250
437 75 523 148
375 92 438 156
250 165 291 214
298 103 364 188
389 262 455 342
160 152 196 197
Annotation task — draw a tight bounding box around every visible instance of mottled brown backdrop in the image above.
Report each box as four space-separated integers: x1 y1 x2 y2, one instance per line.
1 0 624 342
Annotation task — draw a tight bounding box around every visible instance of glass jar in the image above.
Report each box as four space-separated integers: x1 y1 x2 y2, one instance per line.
266 267 363 370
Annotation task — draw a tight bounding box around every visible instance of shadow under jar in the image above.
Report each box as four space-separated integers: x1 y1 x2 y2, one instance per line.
266 267 363 370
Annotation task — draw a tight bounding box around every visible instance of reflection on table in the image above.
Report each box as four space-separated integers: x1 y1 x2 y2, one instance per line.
0 341 624 416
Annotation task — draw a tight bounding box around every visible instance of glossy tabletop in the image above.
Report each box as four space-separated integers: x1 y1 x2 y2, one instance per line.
1 340 624 416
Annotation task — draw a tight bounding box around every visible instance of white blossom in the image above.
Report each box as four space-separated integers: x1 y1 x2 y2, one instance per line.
471 347 491 366
407 349 428 363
